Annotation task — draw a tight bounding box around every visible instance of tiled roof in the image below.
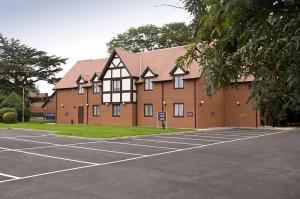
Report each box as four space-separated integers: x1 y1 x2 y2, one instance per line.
55 58 107 89
54 46 252 90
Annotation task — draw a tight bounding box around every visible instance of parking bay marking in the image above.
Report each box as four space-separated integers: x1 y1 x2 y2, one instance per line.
0 129 292 184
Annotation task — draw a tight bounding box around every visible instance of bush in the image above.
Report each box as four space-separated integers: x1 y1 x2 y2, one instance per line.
3 112 18 124
0 107 17 122
0 92 31 121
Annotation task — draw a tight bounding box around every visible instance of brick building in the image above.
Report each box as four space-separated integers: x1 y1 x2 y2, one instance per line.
54 46 260 128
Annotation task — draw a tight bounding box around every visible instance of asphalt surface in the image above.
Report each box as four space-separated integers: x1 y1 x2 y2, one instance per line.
0 127 299 199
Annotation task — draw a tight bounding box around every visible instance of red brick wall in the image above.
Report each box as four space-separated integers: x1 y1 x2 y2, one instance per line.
224 83 259 127
43 94 56 114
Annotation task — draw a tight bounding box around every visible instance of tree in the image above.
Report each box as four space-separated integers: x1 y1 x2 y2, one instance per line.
0 34 67 96
107 22 193 53
179 0 300 125
0 92 31 121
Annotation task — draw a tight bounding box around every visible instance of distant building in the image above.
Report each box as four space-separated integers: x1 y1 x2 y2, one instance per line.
41 92 56 114
53 46 259 128
29 92 49 114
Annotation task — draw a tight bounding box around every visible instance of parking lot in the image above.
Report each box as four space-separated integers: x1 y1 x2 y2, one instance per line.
0 127 299 199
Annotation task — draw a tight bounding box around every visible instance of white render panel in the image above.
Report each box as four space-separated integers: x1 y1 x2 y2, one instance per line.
103 70 111 79
79 79 85 83
144 70 155 77
121 68 130 77
112 69 121 78
103 80 111 92
133 92 136 102
173 67 185 75
132 79 136 90
109 63 115 68
113 58 121 66
122 78 131 90
118 61 124 67
112 93 120 102
103 94 110 103
122 92 131 102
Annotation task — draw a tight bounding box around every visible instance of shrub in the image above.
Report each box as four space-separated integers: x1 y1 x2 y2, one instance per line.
0 107 17 122
0 92 31 121
3 112 18 124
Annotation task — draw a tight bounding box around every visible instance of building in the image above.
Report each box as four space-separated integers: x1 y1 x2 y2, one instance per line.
41 91 57 114
29 92 49 114
54 46 260 128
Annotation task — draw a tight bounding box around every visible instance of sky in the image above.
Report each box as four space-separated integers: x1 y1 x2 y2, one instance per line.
0 0 191 94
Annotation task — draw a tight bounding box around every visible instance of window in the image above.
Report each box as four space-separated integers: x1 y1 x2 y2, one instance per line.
144 104 153 117
174 103 184 117
144 78 153 90
78 84 84 94
113 80 121 92
93 82 100 93
113 104 120 117
174 76 184 89
93 105 100 116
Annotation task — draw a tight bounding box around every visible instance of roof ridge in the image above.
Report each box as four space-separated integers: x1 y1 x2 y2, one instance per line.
137 45 187 55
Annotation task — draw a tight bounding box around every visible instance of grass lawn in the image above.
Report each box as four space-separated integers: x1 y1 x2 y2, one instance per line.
0 119 193 138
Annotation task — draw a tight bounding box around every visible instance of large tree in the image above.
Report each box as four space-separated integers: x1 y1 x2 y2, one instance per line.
179 0 300 124
0 34 67 96
107 22 193 53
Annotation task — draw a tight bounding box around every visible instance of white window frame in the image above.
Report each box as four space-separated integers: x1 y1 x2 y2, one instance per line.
174 103 184 117
78 84 84 94
144 104 153 117
113 80 121 92
93 105 100 116
113 104 120 117
144 78 153 90
93 82 100 93
174 76 184 89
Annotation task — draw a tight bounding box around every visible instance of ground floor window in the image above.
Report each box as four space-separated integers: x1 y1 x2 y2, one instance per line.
113 104 120 117
93 105 100 116
144 104 153 117
174 103 184 117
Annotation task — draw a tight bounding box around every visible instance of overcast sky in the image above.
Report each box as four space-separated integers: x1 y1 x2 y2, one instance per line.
0 0 191 94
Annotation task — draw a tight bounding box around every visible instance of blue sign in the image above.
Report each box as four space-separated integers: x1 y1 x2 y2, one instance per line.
158 112 166 121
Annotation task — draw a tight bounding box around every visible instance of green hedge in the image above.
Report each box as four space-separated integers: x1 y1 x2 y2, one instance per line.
0 107 17 122
3 112 18 124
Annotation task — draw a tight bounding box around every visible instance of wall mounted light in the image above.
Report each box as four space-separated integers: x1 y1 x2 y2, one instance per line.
60 104 64 107
86 104 89 106
105 103 109 106
163 101 167 106
236 101 240 106
122 102 126 106
200 100 204 105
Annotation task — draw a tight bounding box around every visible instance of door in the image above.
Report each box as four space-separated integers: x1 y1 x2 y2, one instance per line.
78 106 84 124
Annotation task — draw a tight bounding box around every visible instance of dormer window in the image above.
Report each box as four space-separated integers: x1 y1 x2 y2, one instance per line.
78 84 84 94
93 82 100 93
174 75 184 89
144 78 153 91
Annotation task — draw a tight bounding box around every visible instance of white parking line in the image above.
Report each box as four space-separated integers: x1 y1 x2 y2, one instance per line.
173 133 247 139
0 135 49 139
186 133 250 138
201 131 268 136
1 137 144 156
99 140 178 150
0 173 20 180
154 135 221 142
134 138 202 146
0 129 292 184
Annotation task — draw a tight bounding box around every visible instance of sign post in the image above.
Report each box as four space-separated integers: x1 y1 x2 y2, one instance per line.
157 112 167 129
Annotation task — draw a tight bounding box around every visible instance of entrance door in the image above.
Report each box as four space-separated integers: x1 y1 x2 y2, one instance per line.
78 106 84 124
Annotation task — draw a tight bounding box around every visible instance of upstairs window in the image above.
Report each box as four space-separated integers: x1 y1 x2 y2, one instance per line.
174 76 184 89
113 80 121 92
144 78 153 90
174 103 184 117
93 82 100 93
113 104 120 117
78 84 84 94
